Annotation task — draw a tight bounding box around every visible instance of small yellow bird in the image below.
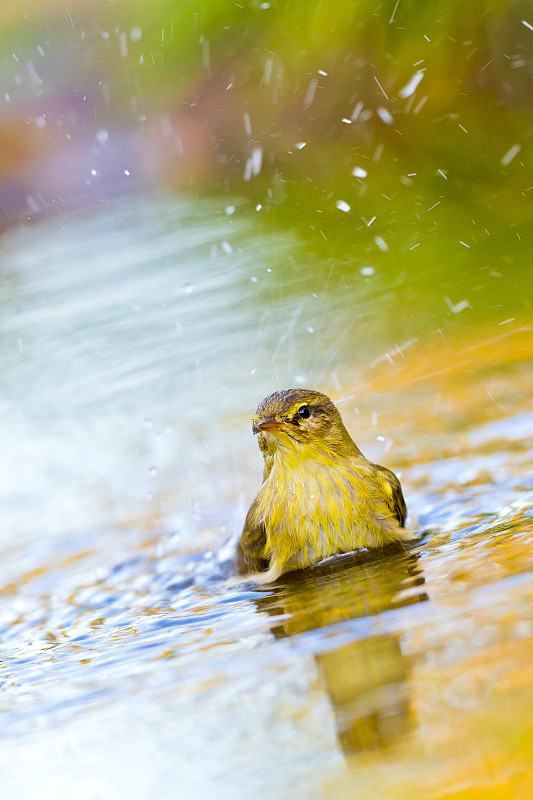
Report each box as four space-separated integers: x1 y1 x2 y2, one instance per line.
236 388 416 583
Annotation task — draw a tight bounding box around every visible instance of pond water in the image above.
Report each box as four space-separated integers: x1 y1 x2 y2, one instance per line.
0 190 532 798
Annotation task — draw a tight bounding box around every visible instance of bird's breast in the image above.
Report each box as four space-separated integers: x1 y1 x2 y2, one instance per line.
258 456 370 565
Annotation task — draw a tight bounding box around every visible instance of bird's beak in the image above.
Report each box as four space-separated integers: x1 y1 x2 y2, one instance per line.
252 417 285 435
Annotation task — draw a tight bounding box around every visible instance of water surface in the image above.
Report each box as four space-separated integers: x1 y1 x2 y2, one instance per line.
0 191 532 798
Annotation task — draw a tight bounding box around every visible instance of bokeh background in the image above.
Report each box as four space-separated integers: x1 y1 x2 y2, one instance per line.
1 2 533 799
2 1 533 233
2 1 532 344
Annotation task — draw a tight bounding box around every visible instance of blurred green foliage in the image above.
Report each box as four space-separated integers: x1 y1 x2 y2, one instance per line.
0 0 532 323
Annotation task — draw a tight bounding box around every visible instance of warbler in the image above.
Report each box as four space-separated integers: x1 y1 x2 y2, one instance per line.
236 388 416 583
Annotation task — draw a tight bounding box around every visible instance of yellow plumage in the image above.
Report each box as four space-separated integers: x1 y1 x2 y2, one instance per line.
236 388 416 583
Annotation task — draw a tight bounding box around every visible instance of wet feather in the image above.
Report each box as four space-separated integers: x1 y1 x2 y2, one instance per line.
237 388 415 583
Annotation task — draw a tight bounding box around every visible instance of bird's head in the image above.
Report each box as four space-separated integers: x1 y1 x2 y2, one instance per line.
252 388 359 459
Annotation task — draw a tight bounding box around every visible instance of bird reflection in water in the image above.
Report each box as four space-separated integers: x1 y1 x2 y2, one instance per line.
253 547 428 755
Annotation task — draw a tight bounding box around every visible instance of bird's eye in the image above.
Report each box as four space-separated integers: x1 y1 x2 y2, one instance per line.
298 405 310 419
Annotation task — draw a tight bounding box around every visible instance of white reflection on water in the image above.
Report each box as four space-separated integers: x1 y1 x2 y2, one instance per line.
0 193 310 547
1 191 391 553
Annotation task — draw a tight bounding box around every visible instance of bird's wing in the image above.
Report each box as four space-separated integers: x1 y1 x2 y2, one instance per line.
236 499 268 574
375 465 407 527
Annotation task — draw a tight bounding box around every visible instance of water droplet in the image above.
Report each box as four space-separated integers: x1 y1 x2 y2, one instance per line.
149 466 158 477
225 205 235 215
182 283 194 294
376 434 386 442
96 128 109 144
377 107 393 124
336 200 351 213
361 266 375 276
374 236 388 252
